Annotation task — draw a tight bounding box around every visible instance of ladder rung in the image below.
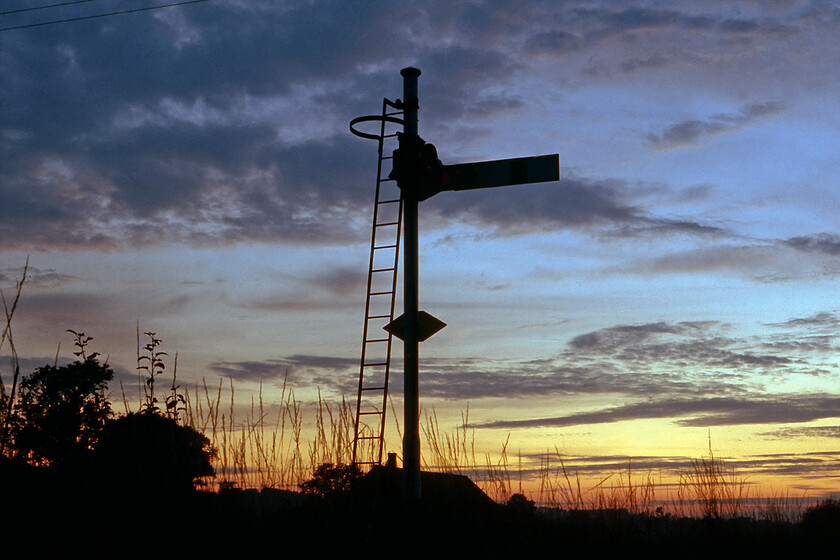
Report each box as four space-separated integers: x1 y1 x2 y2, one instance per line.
377 199 400 204
371 267 395 273
363 361 387 366
360 386 386 391
356 436 382 441
383 133 399 138
359 411 383 416
365 338 389 343
375 221 399 227
373 244 398 250
379 177 396 182
382 155 393 160
369 290 393 296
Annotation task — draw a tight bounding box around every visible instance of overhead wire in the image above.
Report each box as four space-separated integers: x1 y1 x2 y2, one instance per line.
0 0 211 32
0 1 101 16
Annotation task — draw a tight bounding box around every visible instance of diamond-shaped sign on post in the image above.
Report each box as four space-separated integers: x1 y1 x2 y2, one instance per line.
384 310 446 342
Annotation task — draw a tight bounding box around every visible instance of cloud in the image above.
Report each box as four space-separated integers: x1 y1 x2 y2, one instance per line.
514 450 840 483
410 314 838 401
0 266 76 289
784 233 840 256
647 102 783 149
562 318 836 377
2 1 819 253
243 265 367 313
758 426 840 440
425 173 723 238
208 355 358 393
765 312 839 331
0 0 401 250
476 395 840 429
569 321 686 350
10 291 122 329
524 30 584 56
627 240 840 282
198 310 838 432
618 56 669 74
0 0 535 252
309 267 367 298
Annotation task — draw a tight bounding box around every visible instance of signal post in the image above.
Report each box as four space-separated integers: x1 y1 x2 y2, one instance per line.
354 67 559 502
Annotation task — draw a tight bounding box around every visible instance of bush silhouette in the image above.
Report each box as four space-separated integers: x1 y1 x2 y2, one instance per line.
9 357 113 466
94 412 215 494
299 462 361 497
507 492 537 514
801 497 840 539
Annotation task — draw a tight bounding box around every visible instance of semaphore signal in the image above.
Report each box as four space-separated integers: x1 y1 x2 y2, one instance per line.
350 67 560 502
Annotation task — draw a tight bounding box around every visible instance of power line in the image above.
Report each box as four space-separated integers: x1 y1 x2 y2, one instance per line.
0 0 211 32
0 1 101 16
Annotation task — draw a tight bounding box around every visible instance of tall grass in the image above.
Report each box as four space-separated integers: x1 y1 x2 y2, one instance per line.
1 261 818 521
0 257 27 457
412 410 813 520
674 436 750 518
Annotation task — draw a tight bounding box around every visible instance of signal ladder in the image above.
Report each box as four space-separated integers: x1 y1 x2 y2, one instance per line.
351 98 404 467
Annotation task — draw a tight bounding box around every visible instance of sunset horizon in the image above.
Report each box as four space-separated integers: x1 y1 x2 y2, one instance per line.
2 0 838 509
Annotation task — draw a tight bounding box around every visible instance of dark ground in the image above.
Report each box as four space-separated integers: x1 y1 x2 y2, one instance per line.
2 460 836 558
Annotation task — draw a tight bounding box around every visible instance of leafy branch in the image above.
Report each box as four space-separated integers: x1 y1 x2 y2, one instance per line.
138 331 167 414
66 329 100 362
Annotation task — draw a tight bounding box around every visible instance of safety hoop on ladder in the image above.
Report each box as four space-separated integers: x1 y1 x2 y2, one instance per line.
349 114 405 141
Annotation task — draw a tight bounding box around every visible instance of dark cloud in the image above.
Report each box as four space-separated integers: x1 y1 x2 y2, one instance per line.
405 47 527 135
2 1 806 252
524 30 584 55
243 265 366 313
0 0 537 251
416 315 837 402
309 267 366 298
476 395 840 429
514 449 840 484
227 313 838 404
208 359 289 382
618 56 669 74
558 5 796 53
758 426 840 440
627 240 840 282
244 298 342 313
765 312 839 330
425 173 722 237
569 321 686 350
196 310 839 434
718 17 792 36
595 7 698 34
729 452 840 480
11 291 121 328
0 0 399 250
0 266 75 289
562 319 830 377
208 355 358 394
0 132 377 249
647 102 783 149
784 233 840 256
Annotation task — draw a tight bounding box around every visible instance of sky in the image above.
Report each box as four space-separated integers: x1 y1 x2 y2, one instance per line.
1 0 838 500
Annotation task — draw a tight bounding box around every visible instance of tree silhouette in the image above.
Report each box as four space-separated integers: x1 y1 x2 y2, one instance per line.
299 462 361 497
9 357 113 466
94 412 216 494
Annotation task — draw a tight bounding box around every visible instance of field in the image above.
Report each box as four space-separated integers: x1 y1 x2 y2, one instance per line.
0 277 836 557
1 376 838 558
9 385 837 556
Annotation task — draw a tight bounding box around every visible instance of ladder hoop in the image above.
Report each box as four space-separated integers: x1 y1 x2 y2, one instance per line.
349 115 405 140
